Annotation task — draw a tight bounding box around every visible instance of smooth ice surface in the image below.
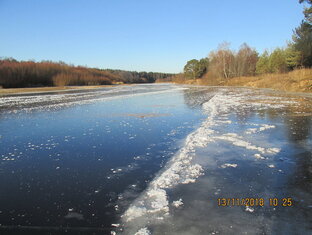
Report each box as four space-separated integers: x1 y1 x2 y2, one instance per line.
0 84 204 233
1 84 312 235
119 87 312 235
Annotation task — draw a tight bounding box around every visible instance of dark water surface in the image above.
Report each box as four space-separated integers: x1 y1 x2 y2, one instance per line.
0 84 312 235
0 84 205 234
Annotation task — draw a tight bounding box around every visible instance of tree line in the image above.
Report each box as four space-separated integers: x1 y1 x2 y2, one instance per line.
0 59 173 88
183 0 312 80
106 69 174 84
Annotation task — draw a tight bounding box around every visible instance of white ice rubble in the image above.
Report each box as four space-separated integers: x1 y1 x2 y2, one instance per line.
245 206 255 213
245 124 276 134
134 227 151 235
0 87 187 113
172 198 184 208
121 89 296 233
221 163 238 168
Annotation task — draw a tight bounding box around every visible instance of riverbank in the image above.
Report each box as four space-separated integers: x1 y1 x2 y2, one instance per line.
174 68 312 93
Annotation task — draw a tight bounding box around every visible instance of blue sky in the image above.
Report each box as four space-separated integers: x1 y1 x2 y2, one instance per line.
0 0 305 73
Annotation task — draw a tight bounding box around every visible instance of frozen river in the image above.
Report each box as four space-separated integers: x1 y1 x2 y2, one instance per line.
0 84 311 235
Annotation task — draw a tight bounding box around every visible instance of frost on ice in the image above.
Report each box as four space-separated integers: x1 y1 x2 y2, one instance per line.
121 89 295 234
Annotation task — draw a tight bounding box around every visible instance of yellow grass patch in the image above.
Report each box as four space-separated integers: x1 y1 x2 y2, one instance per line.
189 68 312 93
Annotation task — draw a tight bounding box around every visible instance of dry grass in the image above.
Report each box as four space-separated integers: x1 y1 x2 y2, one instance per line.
183 68 312 92
224 69 312 92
